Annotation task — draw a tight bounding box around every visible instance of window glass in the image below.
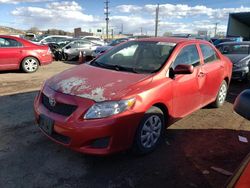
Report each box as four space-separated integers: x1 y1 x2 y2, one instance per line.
200 44 219 63
92 41 176 74
172 45 200 68
219 44 249 55
0 38 22 47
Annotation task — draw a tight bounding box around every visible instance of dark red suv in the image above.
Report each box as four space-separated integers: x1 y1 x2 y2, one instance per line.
0 35 52 73
34 37 232 155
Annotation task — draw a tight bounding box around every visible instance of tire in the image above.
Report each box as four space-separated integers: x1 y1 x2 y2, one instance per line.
133 106 165 155
211 80 228 108
21 57 39 73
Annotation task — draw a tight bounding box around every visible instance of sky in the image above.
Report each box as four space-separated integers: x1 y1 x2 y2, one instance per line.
0 0 250 36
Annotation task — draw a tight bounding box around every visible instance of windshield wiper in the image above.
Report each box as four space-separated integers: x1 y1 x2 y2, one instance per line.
112 65 139 73
92 61 138 73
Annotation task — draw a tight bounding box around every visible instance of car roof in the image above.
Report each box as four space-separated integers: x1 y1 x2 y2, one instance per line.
135 37 206 44
217 41 250 46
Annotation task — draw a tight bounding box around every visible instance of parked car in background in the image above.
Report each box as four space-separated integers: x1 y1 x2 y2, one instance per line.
92 38 129 57
34 37 232 155
32 35 73 45
0 35 52 73
212 37 241 46
62 39 101 61
81 36 106 46
216 42 250 82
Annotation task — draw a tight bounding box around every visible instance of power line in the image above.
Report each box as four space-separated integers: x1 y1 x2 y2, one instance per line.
104 0 110 40
155 4 159 37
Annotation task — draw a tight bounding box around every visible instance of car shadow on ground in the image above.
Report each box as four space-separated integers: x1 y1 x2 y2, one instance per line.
0 91 250 188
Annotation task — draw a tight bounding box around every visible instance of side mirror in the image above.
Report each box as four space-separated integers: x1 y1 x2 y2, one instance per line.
173 64 194 75
65 45 71 49
234 89 250 120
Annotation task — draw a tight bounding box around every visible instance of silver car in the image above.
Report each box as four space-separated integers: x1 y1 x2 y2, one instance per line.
62 39 101 60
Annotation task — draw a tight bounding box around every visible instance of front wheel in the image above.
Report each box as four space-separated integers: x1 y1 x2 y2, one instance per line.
133 106 165 155
21 57 39 73
212 80 228 108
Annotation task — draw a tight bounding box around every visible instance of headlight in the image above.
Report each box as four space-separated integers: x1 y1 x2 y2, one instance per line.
234 61 248 68
84 98 135 119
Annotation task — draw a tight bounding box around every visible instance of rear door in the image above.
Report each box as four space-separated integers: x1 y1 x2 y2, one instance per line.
199 44 224 105
0 37 23 70
171 44 204 117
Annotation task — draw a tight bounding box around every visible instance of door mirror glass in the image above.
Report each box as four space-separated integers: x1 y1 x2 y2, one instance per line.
234 89 250 120
173 64 194 75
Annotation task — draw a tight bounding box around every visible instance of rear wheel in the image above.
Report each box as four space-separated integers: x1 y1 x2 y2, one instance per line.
21 57 39 73
133 106 165 155
212 80 228 108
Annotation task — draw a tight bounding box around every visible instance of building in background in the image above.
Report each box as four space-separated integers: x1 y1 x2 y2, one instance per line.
74 27 93 38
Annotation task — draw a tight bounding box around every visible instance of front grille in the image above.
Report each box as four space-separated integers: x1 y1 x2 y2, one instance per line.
41 93 77 116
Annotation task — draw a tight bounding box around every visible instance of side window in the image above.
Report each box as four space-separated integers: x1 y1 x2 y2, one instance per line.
0 38 22 47
200 44 219 63
172 45 200 68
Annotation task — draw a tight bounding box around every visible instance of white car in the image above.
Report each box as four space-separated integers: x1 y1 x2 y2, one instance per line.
81 36 106 46
32 35 73 45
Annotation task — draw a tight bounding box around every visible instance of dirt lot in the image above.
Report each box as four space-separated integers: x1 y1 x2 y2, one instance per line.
0 61 250 188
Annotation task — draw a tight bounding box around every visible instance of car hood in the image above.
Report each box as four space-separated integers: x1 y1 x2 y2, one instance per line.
47 64 152 102
225 54 250 64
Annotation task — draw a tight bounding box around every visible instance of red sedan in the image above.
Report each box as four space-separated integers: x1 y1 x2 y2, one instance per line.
0 35 52 73
34 37 232 155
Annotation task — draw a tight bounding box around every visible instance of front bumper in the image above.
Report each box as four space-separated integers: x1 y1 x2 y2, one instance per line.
232 66 249 80
34 86 142 155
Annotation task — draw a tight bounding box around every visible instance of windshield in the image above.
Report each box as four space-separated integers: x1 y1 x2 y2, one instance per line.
219 44 250 55
90 41 176 74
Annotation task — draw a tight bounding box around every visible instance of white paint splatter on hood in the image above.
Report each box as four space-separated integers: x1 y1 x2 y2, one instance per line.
52 77 107 102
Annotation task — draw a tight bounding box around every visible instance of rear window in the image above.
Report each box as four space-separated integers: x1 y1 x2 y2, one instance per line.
218 44 250 55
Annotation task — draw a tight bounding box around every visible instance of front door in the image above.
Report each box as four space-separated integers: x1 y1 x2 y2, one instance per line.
171 44 204 118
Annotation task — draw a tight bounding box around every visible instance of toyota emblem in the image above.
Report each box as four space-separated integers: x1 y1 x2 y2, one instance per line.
49 97 56 107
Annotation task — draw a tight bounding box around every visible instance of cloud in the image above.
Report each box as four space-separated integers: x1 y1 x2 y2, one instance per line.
9 1 250 35
116 5 142 13
116 4 250 21
0 0 52 4
11 1 95 30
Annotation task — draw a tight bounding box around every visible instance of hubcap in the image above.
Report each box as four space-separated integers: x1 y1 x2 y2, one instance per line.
140 115 162 149
24 58 38 72
218 84 227 104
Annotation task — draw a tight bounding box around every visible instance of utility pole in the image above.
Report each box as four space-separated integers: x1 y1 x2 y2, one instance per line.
214 22 218 37
104 0 110 40
121 23 123 34
140 27 143 36
155 4 159 37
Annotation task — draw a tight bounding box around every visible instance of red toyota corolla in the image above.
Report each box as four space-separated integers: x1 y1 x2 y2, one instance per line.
34 37 232 155
0 35 52 73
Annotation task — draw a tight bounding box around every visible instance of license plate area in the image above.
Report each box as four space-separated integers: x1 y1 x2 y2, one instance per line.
39 114 54 135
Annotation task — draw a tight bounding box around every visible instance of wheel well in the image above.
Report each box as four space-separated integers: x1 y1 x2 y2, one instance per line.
152 103 169 123
19 56 40 69
224 77 229 85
